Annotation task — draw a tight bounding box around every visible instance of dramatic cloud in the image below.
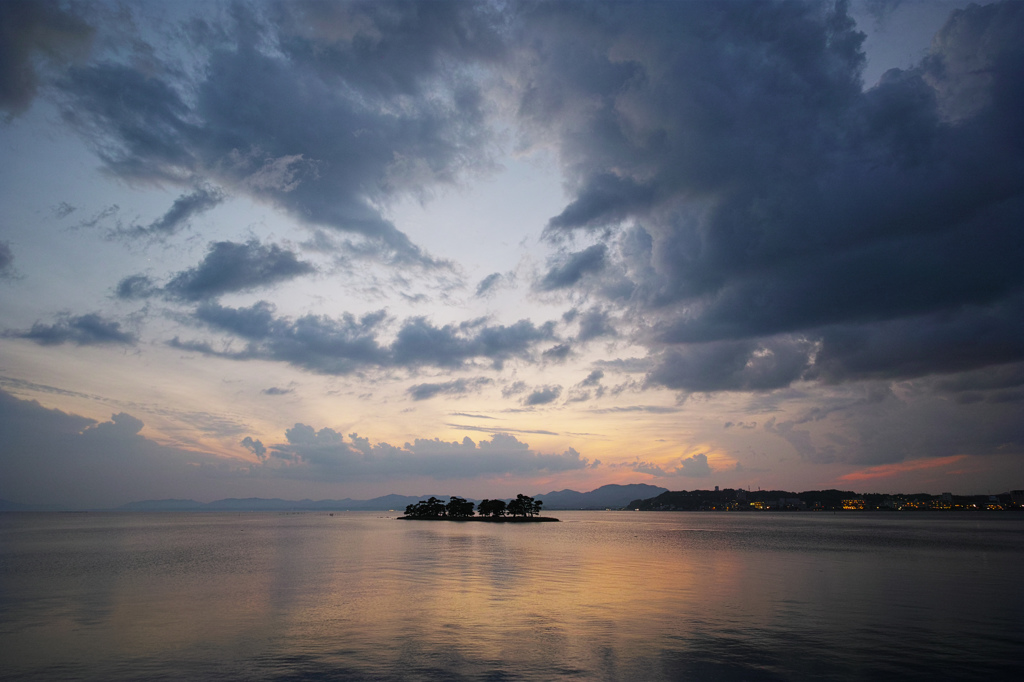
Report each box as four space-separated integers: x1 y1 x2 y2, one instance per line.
759 379 1024 467
927 363 1024 405
0 0 94 117
807 301 1024 384
13 312 136 346
185 300 556 375
54 1 503 262
188 302 387 373
4 0 1022 505
116 240 314 302
273 425 590 480
166 239 315 301
512 0 1024 392
537 244 607 291
647 338 815 393
32 0 1024 392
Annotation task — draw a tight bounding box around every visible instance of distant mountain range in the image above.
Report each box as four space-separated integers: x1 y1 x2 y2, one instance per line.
7 484 1017 512
1 484 670 512
536 484 668 509
114 484 669 512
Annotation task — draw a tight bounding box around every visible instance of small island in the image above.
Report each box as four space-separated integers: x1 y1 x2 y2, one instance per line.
399 494 559 522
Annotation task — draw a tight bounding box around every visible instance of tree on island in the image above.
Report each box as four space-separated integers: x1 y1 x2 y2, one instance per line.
477 498 507 517
446 496 475 518
405 496 449 518
506 494 542 518
403 495 545 519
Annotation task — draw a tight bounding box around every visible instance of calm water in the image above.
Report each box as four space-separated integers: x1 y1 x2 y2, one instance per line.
1 511 1021 681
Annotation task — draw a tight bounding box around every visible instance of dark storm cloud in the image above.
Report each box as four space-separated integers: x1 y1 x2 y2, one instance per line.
54 0 502 263
928 363 1024 405
807 300 1024 384
512 0 1024 391
759 380 1024 466
184 301 556 375
13 312 136 346
547 174 658 232
24 0 1024 401
0 0 93 117
164 239 315 301
121 187 225 239
648 338 815 393
407 377 493 401
537 244 607 291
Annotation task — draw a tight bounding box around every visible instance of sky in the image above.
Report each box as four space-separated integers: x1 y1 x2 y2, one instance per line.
1 0 1022 509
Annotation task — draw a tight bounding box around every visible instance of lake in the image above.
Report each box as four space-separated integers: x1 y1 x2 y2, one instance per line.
1 511 1021 681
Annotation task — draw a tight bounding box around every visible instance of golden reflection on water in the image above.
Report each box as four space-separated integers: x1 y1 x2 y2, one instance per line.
2 511 1022 681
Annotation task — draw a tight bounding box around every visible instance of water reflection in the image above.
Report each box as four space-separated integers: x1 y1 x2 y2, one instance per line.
1 511 1022 681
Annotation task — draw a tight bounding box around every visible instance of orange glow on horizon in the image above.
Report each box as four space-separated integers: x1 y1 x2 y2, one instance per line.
837 455 969 482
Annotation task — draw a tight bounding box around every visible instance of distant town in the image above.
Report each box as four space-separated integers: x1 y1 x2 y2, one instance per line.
628 487 1024 512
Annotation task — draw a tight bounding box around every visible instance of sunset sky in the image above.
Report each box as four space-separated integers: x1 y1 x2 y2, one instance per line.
2 0 1022 508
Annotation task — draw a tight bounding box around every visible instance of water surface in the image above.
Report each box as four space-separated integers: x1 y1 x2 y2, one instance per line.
1 511 1021 680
